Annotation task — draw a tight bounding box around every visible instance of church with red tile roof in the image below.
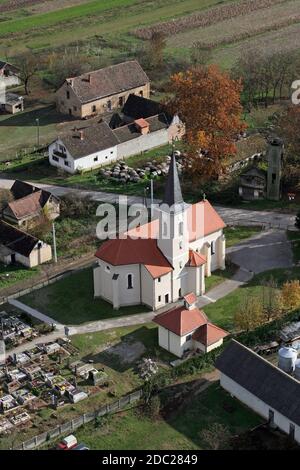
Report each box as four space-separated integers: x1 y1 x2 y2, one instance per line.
94 152 226 310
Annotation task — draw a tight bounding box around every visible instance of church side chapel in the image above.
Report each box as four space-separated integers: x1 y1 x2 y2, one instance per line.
94 153 226 311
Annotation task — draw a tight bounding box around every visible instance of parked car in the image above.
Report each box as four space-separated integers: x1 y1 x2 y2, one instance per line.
57 434 77 450
72 443 90 450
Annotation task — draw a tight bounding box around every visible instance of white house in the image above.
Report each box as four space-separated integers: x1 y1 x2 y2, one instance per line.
94 152 226 310
216 340 300 444
48 94 184 174
48 121 119 174
153 293 228 357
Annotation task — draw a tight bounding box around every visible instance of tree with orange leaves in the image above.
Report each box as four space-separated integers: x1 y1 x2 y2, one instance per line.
168 65 246 181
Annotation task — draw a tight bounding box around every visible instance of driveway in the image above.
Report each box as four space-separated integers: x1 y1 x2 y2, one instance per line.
227 229 294 274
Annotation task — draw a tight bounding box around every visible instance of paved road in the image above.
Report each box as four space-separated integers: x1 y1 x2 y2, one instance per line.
226 229 294 274
0 178 296 229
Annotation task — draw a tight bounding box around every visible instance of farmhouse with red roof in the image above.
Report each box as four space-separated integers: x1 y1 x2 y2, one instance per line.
94 152 226 310
153 294 228 357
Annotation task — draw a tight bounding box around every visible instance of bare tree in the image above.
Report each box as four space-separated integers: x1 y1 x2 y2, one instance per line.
15 52 40 95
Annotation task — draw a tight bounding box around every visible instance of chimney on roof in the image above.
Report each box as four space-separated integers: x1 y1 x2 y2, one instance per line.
183 293 197 310
134 118 149 135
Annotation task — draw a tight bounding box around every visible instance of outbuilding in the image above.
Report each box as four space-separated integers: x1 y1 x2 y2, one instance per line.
216 340 300 444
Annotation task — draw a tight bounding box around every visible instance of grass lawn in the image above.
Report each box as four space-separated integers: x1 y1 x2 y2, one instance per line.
0 105 69 162
287 230 300 263
205 265 237 292
224 226 261 247
21 267 149 325
0 263 39 290
70 382 262 450
204 267 300 331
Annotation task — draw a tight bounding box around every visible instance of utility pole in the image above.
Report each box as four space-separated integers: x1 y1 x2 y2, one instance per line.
150 178 154 220
36 118 40 147
52 222 57 263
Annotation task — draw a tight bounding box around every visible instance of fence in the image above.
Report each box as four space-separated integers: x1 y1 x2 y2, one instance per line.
13 389 143 450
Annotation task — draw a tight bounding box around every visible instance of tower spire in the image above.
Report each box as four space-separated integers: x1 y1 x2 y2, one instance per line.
162 151 184 207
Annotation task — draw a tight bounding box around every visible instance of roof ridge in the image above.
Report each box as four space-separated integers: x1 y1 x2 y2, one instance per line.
0 220 38 242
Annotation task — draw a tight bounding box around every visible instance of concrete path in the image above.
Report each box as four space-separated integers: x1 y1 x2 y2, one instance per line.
8 299 64 329
0 178 296 229
197 267 253 309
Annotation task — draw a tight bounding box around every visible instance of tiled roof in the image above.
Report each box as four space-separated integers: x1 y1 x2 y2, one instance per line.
65 61 149 104
0 220 39 257
60 121 119 160
59 114 168 158
6 191 43 220
11 180 40 199
122 94 171 121
153 306 207 336
192 323 228 346
95 238 173 279
183 292 197 305
127 200 225 240
187 250 206 267
216 340 300 426
112 113 168 144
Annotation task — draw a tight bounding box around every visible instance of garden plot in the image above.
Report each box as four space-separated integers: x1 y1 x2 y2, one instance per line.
167 0 300 49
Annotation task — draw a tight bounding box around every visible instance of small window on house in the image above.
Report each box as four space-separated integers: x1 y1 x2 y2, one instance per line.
66 91 70 99
186 334 192 341
64 160 70 167
52 156 59 162
158 295 161 302
179 261 183 269
105 156 108 159
179 241 183 250
92 105 96 113
158 277 161 283
110 151 114 154
128 274 133 289
105 266 110 272
211 241 215 255
118 96 124 107
139 90 143 97
94 156 98 162
178 288 182 298
179 221 184 235
73 106 77 111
